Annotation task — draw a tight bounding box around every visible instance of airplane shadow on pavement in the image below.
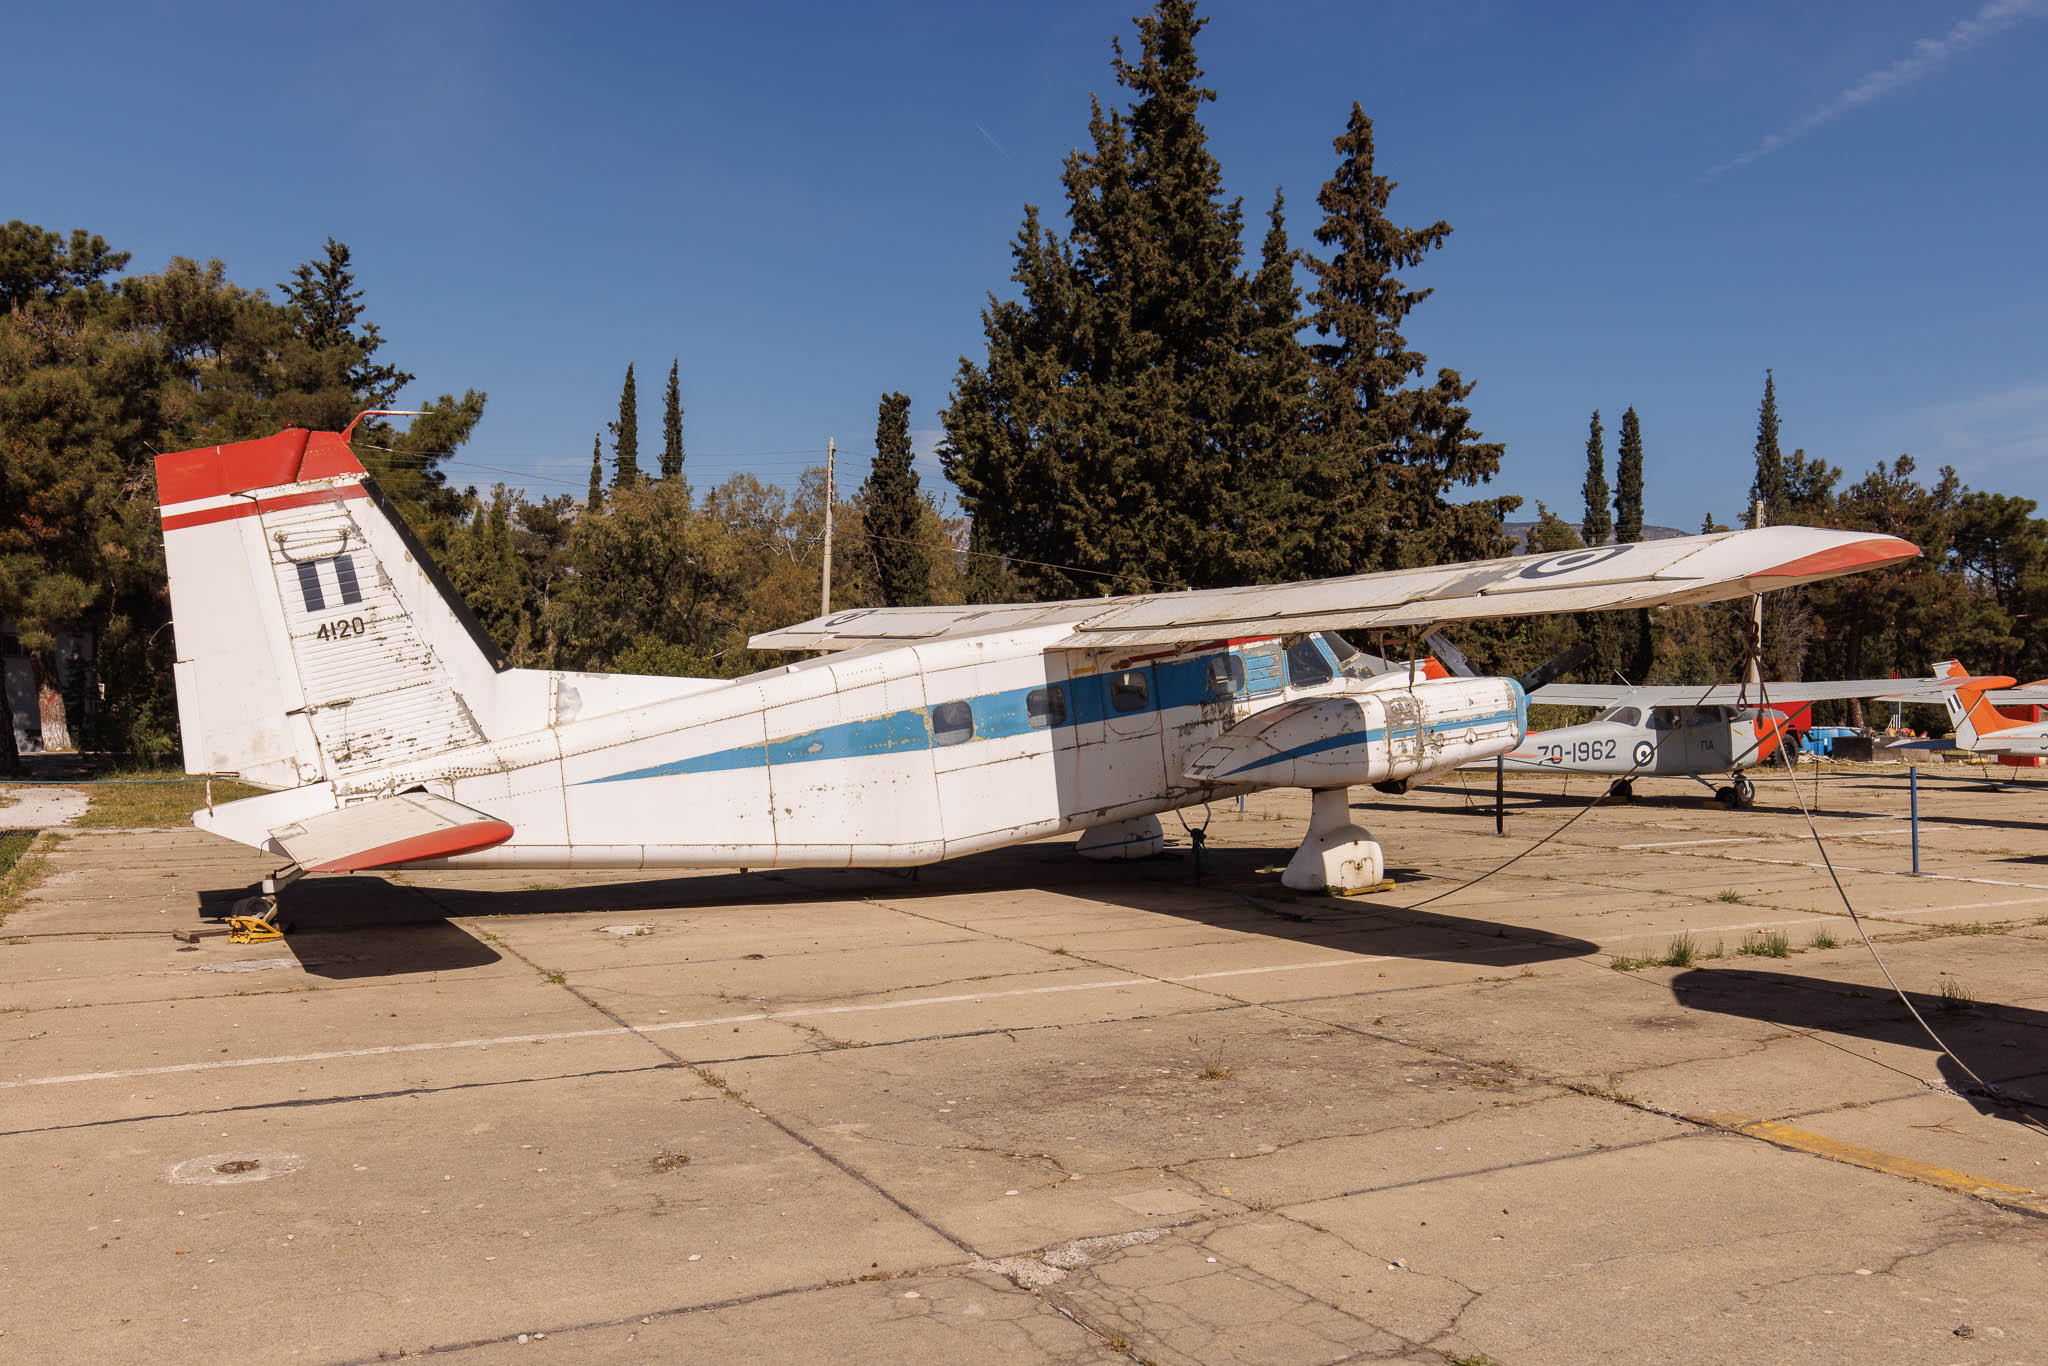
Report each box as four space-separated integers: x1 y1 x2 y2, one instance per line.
194 839 1595 981
1669 967 2048 1126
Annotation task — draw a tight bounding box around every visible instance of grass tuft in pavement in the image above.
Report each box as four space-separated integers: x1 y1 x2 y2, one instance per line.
74 770 266 829
1738 930 1790 958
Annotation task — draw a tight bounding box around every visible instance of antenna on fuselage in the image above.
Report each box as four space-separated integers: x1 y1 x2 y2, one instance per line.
339 409 430 443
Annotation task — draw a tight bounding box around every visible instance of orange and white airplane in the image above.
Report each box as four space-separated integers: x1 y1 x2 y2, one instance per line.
1932 660 2048 762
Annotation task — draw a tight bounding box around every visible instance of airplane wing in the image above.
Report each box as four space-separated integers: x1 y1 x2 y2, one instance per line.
268 793 514 872
750 526 1916 653
1534 679 1957 708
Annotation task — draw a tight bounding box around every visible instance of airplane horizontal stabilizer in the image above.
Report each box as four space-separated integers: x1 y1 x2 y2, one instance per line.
269 793 514 872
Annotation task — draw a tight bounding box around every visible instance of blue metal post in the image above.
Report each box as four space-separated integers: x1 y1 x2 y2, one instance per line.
1910 765 1920 876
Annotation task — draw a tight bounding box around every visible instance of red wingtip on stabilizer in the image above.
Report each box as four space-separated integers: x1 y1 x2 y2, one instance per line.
156 429 366 507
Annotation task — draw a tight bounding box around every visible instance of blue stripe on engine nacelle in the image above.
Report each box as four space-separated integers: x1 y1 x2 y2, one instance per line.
1218 705 1523 777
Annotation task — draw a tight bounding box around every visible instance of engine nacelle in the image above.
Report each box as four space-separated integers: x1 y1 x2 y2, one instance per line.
1185 677 1525 790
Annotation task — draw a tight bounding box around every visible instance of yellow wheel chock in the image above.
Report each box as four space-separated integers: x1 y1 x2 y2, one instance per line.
227 915 284 943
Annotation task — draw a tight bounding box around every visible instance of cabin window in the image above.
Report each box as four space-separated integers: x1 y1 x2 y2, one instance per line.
1206 654 1245 698
1026 685 1067 729
931 700 975 746
1284 635 1334 689
1109 670 1150 714
1607 707 1641 728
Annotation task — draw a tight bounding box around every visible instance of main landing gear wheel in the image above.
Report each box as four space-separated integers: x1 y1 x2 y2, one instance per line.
1607 779 1635 802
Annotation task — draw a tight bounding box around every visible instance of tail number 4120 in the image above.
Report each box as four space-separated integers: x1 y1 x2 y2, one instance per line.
315 616 368 642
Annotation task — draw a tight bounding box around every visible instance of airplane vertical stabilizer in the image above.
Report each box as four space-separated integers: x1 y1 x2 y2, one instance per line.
156 429 509 788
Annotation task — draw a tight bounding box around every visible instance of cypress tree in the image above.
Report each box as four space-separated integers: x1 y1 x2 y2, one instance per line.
862 391 930 606
587 434 604 511
1749 369 1783 526
1303 102 1508 569
1614 406 1644 543
1580 410 1611 545
610 363 640 487
661 358 685 482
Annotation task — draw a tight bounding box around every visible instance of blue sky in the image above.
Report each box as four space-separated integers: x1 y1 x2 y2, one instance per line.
11 0 2045 531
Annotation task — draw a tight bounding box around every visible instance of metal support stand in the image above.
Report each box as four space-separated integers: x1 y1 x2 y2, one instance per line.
1909 766 1921 876
1494 756 1505 836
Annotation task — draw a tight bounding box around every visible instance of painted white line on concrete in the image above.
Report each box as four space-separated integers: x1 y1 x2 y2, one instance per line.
1668 848 2048 892
5 947 1552 1091
1619 837 1765 850
1598 895 2048 947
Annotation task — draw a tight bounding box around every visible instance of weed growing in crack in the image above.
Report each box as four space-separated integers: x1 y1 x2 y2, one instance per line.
651 1148 690 1172
1738 930 1789 958
1717 889 1744 904
1608 954 1652 972
543 969 567 985
1659 932 1698 968
1808 929 1838 950
1190 1034 1234 1082
1938 978 1975 1012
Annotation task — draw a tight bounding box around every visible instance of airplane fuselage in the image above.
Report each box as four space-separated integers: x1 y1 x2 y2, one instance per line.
203 629 1525 870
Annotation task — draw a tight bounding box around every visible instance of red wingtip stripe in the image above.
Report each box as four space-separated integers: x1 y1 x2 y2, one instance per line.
1754 536 1920 582
156 429 366 506
305 819 515 873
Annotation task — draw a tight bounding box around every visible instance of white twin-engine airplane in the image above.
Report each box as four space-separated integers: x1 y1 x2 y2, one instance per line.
155 425 1917 917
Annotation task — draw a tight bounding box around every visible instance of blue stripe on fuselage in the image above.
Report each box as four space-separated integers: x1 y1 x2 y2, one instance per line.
575 652 1511 788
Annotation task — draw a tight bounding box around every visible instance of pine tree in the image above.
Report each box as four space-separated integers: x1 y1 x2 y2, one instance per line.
661 358 685 482
610 363 640 487
277 237 413 405
1303 102 1509 569
1614 406 1645 543
1227 189 1316 581
1580 410 1611 545
1531 502 1583 552
942 0 1254 594
587 434 604 511
961 515 1013 605
862 391 931 606
1749 369 1783 526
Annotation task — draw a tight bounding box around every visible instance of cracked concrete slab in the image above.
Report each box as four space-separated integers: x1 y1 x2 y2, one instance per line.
4 772 2045 1363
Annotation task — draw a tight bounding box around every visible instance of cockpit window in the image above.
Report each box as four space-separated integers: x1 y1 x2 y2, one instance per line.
1284 635 1334 689
1606 707 1641 728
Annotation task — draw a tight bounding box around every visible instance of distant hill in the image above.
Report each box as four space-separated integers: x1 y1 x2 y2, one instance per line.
1500 522 1690 552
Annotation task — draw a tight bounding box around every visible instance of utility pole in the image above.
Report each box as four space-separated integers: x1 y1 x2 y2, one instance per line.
1745 497 1765 698
820 436 835 617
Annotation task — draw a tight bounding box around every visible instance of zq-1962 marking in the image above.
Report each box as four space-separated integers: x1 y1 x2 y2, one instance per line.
1538 738 1616 764
315 616 367 642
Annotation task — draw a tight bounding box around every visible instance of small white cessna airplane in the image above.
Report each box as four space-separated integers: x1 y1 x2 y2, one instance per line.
1503 675 1957 807
154 423 1916 918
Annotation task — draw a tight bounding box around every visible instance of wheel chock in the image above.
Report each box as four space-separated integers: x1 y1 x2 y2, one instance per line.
227 916 285 944
1325 878 1398 898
